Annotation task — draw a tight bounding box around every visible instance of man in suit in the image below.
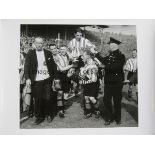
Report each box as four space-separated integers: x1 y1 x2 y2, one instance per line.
91 37 125 125
24 37 57 125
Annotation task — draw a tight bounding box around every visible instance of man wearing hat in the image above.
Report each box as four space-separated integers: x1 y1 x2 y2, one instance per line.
91 37 125 125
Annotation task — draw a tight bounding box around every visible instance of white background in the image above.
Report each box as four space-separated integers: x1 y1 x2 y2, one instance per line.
0 0 155 155
1 19 155 135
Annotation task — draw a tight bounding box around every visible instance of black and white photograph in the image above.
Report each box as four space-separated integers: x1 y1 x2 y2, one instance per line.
19 24 138 128
1 1 155 155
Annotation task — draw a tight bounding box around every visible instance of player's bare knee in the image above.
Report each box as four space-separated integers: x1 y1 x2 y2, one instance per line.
57 90 63 100
89 97 97 104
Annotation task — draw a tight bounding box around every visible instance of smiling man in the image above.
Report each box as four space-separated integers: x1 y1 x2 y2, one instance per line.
24 37 57 125
68 28 96 60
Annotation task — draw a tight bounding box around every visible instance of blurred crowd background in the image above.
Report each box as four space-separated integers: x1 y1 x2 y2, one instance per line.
20 25 137 57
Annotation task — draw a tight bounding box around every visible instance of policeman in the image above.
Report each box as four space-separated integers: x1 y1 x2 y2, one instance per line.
91 37 125 125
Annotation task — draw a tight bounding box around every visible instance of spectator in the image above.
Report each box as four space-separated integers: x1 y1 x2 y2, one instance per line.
124 49 138 99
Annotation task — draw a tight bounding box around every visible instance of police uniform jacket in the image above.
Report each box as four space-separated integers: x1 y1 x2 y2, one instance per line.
95 50 125 85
